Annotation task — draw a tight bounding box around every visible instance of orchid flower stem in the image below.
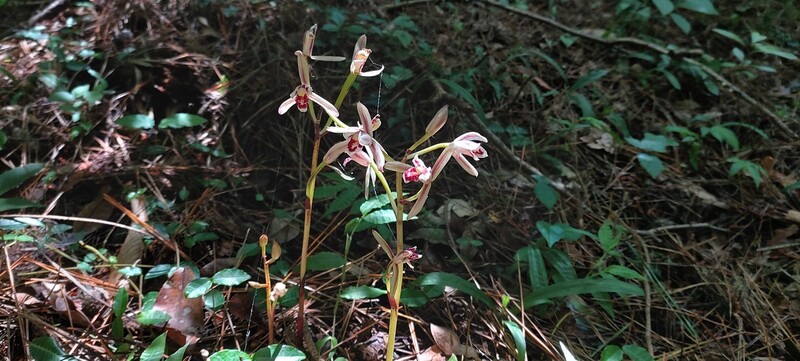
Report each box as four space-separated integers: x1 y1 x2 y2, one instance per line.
260 237 275 344
297 105 323 342
323 73 358 130
369 160 398 213
408 142 450 159
385 159 406 361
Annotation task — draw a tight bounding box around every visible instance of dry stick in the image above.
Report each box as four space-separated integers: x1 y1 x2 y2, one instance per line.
428 78 567 192
3 246 30 360
482 0 799 139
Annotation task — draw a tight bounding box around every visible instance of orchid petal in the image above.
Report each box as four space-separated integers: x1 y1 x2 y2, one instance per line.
348 150 371 167
294 51 311 86
308 92 339 118
278 97 297 115
425 105 449 136
325 125 360 134
370 141 386 171
302 25 317 57
429 147 453 183
323 141 349 165
408 182 432 218
352 35 367 60
310 55 346 62
356 102 372 134
385 161 412 173
453 152 479 177
358 65 384 77
454 132 488 143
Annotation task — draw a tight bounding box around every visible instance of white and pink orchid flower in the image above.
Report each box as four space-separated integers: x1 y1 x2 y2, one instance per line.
430 132 488 182
278 51 339 118
302 24 345 62
323 103 386 197
350 35 384 77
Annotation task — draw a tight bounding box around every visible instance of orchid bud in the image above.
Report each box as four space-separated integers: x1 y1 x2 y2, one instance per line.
425 105 449 137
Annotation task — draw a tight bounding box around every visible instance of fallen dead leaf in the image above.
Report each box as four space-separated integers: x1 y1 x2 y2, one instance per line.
430 323 479 360
151 267 204 344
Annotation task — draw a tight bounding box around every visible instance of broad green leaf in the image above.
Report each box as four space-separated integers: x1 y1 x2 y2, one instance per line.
204 289 225 310
415 272 493 307
113 288 129 318
601 345 624 361
362 209 403 225
185 277 212 298
503 321 527 361
705 125 739 150
400 288 432 307
0 163 44 196
521 247 548 289
750 31 768 44
637 153 664 179
712 28 745 45
651 0 674 15
523 278 643 308
29 336 73 361
669 13 691 34
166 344 190 361
159 113 208 129
0 197 42 212
753 43 798 60
252 344 306 361
536 221 592 247
137 309 170 325
146 264 174 279
568 69 609 93
542 248 577 280
209 350 252 361
676 0 718 15
306 252 346 271
598 219 624 252
324 186 360 218
140 333 167 361
605 265 646 280
212 268 251 286
625 133 676 153
727 157 766 188
569 92 594 117
339 286 387 300
720 122 769 139
117 114 155 129
118 266 142 277
660 69 682 90
534 175 559 210
622 345 655 361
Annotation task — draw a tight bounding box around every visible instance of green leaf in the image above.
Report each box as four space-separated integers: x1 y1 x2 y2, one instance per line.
536 221 592 247
339 286 387 300
637 153 664 179
750 31 768 44
209 350 252 361
753 43 798 60
117 114 155 129
660 69 682 90
212 268 251 286
542 248 577 280
118 266 142 277
159 113 208 129
727 157 766 188
568 69 609 93
651 0 674 15
705 125 739 150
503 321 527 361
622 344 655 361
0 163 44 196
534 175 559 210
676 0 718 15
0 197 42 212
166 344 190 361
362 209 403 225
113 288 129 318
252 344 306 361
140 333 167 361
29 336 73 361
204 289 225 310
439 78 486 122
598 219 624 252
712 28 745 45
138 309 170 325
523 278 643 308
146 264 174 279
306 252 346 271
625 133 676 153
669 13 691 33
359 193 394 214
605 265 646 280
601 345 624 361
185 277 212 298
415 272 493 307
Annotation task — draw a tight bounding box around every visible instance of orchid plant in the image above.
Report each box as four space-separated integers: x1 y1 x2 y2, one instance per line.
277 24 488 361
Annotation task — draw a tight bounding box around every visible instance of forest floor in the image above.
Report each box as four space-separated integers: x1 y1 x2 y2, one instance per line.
1 0 799 360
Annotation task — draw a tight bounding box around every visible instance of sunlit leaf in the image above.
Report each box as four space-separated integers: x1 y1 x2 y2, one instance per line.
140 333 166 361
504 321 526 361
339 286 387 300
212 268 251 286
252 344 306 361
601 345 624 361
117 114 155 129
523 278 643 308
0 163 44 196
415 272 493 307
712 28 745 45
209 349 252 361
676 0 718 15
625 133 676 153
159 113 208 129
637 153 664 179
185 277 212 298
622 344 655 361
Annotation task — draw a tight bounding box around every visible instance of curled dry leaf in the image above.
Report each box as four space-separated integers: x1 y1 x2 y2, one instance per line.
430 323 479 360
580 128 616 154
152 267 204 344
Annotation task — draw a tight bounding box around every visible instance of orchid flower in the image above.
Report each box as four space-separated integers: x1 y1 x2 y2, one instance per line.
401 133 487 217
323 102 386 197
278 51 339 118
302 24 345 62
350 35 384 77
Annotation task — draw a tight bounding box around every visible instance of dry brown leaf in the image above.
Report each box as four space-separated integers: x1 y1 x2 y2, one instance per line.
72 185 115 234
267 216 300 243
152 267 204 344
430 323 460 355
417 346 447 361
